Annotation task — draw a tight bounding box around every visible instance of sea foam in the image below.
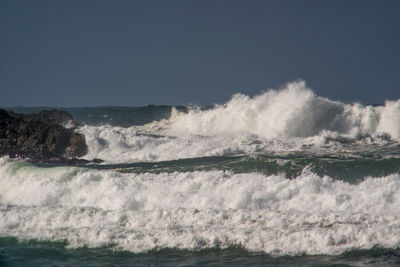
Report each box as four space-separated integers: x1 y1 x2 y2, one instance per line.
1 158 400 255
164 81 400 139
78 81 400 163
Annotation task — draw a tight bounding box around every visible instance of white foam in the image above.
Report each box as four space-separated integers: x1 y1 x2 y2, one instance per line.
1 158 400 255
76 81 400 163
165 81 400 139
78 124 259 163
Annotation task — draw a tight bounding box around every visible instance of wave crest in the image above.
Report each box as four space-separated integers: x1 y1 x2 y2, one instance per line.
165 81 400 139
77 81 400 163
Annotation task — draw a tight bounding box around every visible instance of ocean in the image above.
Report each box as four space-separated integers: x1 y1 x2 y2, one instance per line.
1 82 400 266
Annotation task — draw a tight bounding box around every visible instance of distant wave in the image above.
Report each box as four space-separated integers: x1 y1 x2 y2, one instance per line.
77 81 400 163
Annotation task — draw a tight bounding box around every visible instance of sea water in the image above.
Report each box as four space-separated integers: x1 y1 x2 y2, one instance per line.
1 81 400 266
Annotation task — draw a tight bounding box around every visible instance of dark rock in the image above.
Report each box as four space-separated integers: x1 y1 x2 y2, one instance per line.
0 109 11 119
27 157 104 165
36 110 78 128
0 109 87 162
7 109 78 128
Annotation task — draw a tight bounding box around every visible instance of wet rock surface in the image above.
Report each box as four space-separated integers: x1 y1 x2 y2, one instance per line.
0 109 98 164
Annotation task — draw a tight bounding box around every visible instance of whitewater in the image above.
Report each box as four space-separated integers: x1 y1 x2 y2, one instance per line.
78 81 400 163
2 157 400 255
2 81 400 266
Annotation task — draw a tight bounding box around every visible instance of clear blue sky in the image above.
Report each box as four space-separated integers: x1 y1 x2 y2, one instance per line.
1 0 399 106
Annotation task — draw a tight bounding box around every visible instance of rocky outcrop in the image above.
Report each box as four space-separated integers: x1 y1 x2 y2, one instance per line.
0 109 89 163
6 109 78 128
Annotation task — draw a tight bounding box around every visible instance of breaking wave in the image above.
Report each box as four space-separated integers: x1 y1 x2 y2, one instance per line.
1 158 400 255
164 81 400 139
78 81 400 163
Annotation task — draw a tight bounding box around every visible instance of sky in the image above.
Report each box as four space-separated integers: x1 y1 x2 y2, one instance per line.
0 0 399 107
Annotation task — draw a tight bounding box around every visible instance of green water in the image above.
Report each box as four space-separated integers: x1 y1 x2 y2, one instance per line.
2 237 400 267
35 155 400 184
